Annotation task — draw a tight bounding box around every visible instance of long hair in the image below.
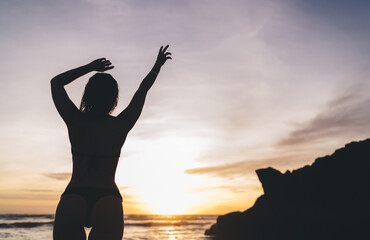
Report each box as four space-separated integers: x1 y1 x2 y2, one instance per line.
80 73 119 115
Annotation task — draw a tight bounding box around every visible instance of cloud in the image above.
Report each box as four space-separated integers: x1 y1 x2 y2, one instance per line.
118 186 130 190
185 155 299 178
192 185 257 194
277 88 370 146
0 188 59 200
43 172 71 181
23 189 57 193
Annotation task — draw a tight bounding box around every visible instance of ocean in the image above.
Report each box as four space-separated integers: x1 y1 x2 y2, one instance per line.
0 214 217 240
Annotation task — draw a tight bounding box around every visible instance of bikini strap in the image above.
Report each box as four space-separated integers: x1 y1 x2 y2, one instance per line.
71 148 120 159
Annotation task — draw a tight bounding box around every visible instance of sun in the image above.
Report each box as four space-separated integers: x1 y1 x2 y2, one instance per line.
144 180 200 215
118 135 206 215
134 153 201 215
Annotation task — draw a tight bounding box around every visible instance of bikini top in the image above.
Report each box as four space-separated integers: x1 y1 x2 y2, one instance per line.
71 148 120 159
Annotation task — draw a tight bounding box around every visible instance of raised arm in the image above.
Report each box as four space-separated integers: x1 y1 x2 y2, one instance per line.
51 58 114 123
118 45 172 130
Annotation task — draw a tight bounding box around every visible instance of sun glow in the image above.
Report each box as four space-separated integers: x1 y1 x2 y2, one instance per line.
117 134 207 214
144 182 200 215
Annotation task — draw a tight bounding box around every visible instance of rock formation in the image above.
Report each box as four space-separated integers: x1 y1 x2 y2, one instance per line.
205 139 370 240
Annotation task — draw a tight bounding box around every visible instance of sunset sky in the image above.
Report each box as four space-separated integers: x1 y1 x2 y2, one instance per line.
1 0 370 215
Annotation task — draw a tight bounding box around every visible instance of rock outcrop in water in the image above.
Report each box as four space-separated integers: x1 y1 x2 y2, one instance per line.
205 139 370 240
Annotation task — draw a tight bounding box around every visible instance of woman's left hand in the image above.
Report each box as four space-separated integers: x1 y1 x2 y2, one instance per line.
155 45 172 67
88 58 114 72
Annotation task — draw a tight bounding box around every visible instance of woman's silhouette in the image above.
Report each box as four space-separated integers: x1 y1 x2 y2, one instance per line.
51 46 172 240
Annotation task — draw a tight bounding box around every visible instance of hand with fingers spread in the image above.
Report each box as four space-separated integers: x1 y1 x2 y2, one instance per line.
155 45 172 67
88 58 115 72
116 44 173 131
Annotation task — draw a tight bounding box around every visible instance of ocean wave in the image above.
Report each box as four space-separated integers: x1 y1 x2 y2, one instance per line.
0 221 213 229
0 221 54 229
0 214 54 220
0 215 216 229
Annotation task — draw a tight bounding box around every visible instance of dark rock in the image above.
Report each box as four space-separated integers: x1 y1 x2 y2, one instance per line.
205 138 370 240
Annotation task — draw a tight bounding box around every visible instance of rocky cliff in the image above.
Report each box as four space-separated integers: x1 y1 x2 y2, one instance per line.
205 139 370 240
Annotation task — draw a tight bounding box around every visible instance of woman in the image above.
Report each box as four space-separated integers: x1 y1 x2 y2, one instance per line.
51 46 172 240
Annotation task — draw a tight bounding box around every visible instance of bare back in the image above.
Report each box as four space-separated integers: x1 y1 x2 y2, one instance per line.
66 113 129 189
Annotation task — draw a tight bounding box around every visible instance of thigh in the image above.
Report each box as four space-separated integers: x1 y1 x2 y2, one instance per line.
88 196 123 240
53 194 88 240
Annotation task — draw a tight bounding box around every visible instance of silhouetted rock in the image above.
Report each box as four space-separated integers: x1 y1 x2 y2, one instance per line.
205 139 370 240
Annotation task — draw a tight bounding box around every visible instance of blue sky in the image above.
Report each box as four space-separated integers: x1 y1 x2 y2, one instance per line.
0 0 370 214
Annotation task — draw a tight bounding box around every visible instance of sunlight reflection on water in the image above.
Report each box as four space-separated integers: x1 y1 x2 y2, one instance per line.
122 215 217 240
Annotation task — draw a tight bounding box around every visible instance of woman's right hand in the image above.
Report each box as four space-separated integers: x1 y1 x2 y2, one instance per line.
155 45 172 67
88 58 114 72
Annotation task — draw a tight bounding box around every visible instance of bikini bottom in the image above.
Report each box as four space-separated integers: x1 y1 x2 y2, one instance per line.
61 187 122 227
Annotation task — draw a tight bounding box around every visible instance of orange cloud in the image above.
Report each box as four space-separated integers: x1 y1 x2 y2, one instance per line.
43 173 71 181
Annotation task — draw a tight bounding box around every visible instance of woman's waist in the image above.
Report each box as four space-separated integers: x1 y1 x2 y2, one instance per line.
67 176 118 189
71 163 117 178
72 157 119 176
